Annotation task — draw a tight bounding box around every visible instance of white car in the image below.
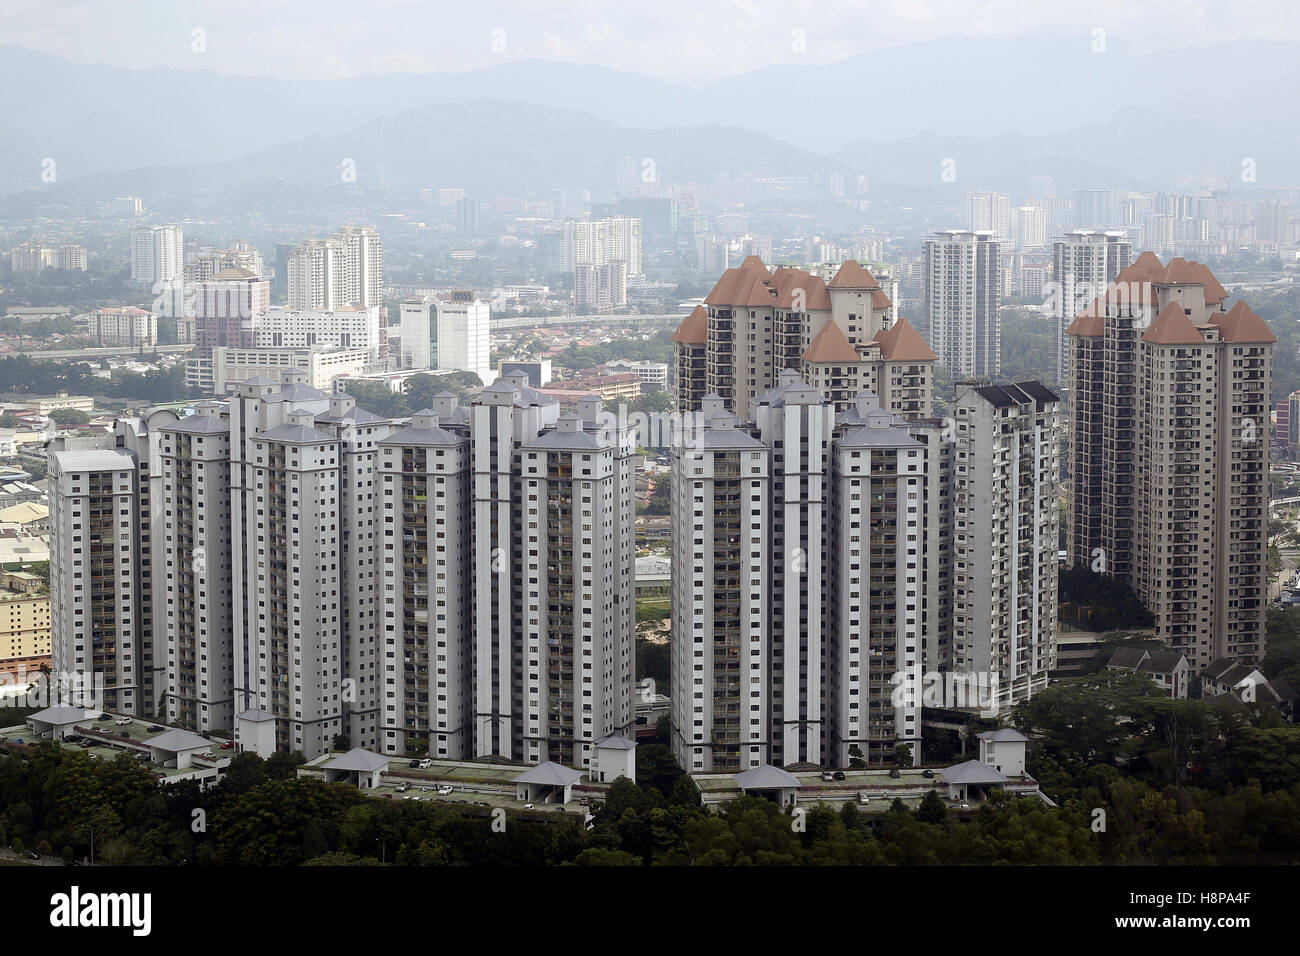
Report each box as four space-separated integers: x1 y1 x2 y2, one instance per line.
436 785 453 796
115 717 133 726
417 759 432 769
523 803 535 809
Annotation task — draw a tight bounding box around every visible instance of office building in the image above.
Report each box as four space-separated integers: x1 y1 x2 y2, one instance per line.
399 295 437 370
1066 254 1272 671
435 294 491 384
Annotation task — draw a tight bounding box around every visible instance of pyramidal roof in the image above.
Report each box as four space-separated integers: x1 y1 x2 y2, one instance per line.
671 305 708 345
1210 299 1277 344
1190 261 1229 304
1142 301 1205 345
803 320 861 363
1066 296 1106 337
1130 251 1165 279
1157 257 1202 285
828 260 879 290
874 317 937 361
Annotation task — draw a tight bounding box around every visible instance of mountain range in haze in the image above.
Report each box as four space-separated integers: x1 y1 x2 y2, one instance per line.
3 35 1297 207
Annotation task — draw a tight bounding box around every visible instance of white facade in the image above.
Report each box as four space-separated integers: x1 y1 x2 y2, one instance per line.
286 226 383 311
87 307 157 347
131 225 184 285
399 296 437 370
951 382 1061 711
923 230 1001 379
255 305 383 358
436 298 491 385
559 217 642 276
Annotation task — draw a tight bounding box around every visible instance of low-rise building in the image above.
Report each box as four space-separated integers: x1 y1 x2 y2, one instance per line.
1106 647 1190 698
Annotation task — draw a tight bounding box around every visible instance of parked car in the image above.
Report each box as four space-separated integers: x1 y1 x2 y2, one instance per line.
220 741 235 749
523 803 535 809
921 769 934 779
24 850 39 860
114 717 132 726
136 753 151 763
833 771 846 781
857 792 870 805
888 768 901 779
11 738 22 745
147 725 164 733
395 782 410 793
63 734 81 744
77 740 94 748
820 771 834 781
98 713 111 721
118 731 130 738
417 759 432 769
408 759 420 768
436 785 453 795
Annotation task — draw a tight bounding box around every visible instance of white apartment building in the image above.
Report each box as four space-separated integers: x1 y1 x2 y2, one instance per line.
967 191 1011 240
574 261 627 311
378 378 636 767
190 345 377 394
559 217 642 276
604 359 668 390
923 230 1001 379
86 307 157 348
156 405 234 730
951 382 1061 709
670 376 928 772
1051 230 1132 381
185 244 266 284
10 242 87 272
255 305 383 359
131 225 184 285
287 226 383 311
436 296 491 385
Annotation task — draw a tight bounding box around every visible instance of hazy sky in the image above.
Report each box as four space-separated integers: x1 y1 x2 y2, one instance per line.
2 0 1296 83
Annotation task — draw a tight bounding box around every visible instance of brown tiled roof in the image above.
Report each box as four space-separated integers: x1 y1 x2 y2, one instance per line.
872 288 892 310
802 320 861 363
828 260 879 290
1142 301 1205 345
1157 257 1201 285
1211 299 1277 344
704 268 743 305
874 317 937 362
735 268 778 307
671 305 708 344
1190 261 1229 303
775 273 831 311
1065 296 1106 336
1130 251 1165 279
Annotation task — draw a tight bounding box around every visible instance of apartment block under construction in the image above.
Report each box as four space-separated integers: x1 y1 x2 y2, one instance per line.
1066 253 1273 671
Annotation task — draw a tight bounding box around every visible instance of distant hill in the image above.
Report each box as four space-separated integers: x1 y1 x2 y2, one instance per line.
3 34 1299 200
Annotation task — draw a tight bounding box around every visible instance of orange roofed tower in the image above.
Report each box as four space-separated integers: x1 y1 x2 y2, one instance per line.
673 257 936 418
1064 252 1273 671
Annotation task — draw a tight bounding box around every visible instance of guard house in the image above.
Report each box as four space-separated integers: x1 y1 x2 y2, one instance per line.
733 765 801 806
976 728 1029 776
235 707 277 757
512 762 585 804
942 760 1008 804
321 749 389 788
148 729 213 770
25 706 93 741
590 734 637 783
